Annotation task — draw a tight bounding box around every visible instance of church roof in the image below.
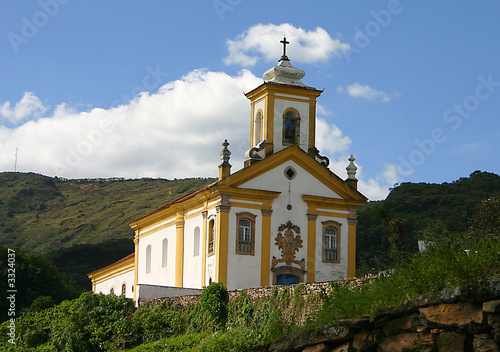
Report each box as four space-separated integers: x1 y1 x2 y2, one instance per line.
87 252 135 277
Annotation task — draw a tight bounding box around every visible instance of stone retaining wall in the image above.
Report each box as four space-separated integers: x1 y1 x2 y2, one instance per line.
246 279 500 352
138 277 374 309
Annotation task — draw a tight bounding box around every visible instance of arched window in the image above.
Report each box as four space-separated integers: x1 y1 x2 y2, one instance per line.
282 109 300 145
110 287 115 295
121 283 126 296
194 227 200 257
208 218 215 256
322 221 341 262
236 212 256 255
146 244 152 273
255 110 262 144
162 239 168 268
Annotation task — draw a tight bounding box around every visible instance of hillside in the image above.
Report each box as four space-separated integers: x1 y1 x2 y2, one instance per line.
356 170 500 270
0 172 216 253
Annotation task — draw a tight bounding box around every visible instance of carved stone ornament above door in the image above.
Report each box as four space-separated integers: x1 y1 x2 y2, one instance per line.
271 221 306 270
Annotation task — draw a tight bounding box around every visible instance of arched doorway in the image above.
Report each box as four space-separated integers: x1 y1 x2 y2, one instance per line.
276 273 300 285
272 266 305 285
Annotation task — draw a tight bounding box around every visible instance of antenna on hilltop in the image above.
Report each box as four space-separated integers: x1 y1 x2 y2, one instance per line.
14 147 18 172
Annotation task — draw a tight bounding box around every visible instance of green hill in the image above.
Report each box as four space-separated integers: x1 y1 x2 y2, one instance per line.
0 172 216 253
356 170 500 271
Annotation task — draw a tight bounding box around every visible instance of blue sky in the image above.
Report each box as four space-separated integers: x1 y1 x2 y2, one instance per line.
0 1 499 200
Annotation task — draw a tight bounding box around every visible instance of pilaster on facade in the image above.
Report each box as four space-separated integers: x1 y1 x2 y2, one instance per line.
175 212 185 287
201 209 208 288
215 194 230 285
306 213 318 283
347 205 359 278
133 231 139 303
260 208 273 286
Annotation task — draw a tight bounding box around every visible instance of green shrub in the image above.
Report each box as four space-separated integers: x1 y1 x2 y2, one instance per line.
200 282 228 329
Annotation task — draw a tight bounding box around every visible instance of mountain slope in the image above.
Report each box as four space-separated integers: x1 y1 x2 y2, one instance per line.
0 172 216 253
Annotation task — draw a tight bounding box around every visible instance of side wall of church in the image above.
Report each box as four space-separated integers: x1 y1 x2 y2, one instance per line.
182 209 204 289
94 269 134 299
137 223 177 287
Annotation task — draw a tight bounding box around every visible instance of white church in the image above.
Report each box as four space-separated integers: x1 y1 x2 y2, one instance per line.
88 38 367 304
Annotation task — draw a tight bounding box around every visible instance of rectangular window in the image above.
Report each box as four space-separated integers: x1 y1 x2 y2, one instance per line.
208 219 215 256
236 213 256 255
322 222 340 263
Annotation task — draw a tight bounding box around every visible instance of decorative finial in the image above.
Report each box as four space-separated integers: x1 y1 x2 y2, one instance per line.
219 140 232 180
220 140 231 166
280 36 290 61
346 155 358 180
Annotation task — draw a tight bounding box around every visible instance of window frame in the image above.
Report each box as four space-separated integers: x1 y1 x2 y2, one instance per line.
207 217 216 256
322 220 341 263
235 212 256 255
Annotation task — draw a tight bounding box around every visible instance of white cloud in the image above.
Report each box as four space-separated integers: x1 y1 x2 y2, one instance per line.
358 163 400 200
0 92 47 123
0 69 261 179
0 68 395 201
341 83 392 102
224 23 349 66
316 118 351 156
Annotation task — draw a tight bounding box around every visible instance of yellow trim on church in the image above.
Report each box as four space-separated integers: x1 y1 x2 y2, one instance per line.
175 212 185 287
260 209 272 286
306 215 317 283
348 223 357 278
87 253 135 289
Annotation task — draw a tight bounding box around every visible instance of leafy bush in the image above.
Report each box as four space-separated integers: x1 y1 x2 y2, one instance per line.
200 282 228 329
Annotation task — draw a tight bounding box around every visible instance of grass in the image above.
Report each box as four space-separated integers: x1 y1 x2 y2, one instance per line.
313 234 500 326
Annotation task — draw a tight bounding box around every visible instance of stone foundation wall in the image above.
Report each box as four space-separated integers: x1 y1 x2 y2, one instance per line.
246 278 500 352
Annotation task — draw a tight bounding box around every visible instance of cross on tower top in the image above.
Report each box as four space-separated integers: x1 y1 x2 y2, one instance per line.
280 36 290 61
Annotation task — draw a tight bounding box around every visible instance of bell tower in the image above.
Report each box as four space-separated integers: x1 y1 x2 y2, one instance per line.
244 37 325 167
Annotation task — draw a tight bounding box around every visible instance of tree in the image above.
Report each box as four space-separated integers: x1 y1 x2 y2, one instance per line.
472 195 500 238
388 217 410 262
0 246 81 322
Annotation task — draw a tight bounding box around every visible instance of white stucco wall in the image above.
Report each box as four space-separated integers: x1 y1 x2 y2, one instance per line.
240 160 340 199
183 212 204 289
137 225 176 287
94 269 135 299
226 206 262 291
314 215 349 282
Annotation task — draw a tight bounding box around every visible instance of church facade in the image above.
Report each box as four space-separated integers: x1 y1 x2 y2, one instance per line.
88 39 367 303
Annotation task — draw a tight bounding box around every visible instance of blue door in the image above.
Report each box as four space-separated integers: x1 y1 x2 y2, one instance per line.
276 274 299 285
